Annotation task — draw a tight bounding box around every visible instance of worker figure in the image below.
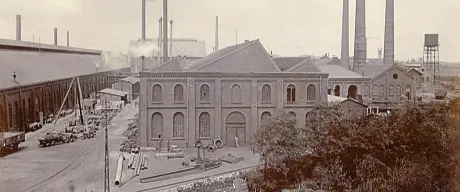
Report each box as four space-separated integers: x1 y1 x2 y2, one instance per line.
235 136 239 148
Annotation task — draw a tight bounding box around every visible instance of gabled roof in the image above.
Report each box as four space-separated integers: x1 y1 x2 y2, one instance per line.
99 88 128 97
317 65 365 78
286 58 320 72
341 98 368 107
372 64 415 81
188 39 281 73
272 57 308 71
408 68 423 75
0 50 105 90
118 76 140 84
147 57 182 72
355 64 393 78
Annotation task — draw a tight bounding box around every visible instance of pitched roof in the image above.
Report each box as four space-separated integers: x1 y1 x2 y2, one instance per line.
188 39 281 73
286 58 320 72
272 57 308 71
118 76 140 84
341 98 368 107
147 57 184 72
99 88 128 97
317 65 364 78
0 50 105 90
355 64 393 78
408 68 423 75
0 38 101 54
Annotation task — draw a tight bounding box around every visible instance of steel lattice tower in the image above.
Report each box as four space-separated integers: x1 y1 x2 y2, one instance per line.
423 34 440 87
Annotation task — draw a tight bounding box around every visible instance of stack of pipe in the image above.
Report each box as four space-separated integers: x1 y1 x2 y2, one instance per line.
114 154 125 186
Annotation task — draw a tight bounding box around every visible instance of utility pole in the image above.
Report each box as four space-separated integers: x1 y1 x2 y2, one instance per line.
104 97 110 192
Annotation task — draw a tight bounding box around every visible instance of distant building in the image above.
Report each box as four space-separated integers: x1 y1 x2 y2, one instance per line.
112 77 140 102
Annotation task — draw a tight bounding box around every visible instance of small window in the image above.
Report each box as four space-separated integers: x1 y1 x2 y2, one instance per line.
200 84 210 102
393 74 398 79
306 84 316 101
174 84 184 102
231 84 242 103
152 84 162 102
262 84 271 102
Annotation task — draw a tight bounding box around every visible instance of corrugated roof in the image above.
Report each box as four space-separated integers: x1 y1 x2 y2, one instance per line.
0 50 104 90
99 88 128 97
272 57 308 71
147 38 206 58
317 65 364 78
0 38 101 54
119 76 140 84
286 58 320 72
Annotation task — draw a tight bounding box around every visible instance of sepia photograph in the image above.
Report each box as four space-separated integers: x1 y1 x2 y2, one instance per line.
0 0 459 191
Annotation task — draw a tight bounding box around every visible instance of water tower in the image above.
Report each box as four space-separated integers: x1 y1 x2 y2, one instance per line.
423 34 440 87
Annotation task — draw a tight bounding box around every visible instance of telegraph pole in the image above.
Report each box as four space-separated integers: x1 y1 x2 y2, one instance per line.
104 98 110 192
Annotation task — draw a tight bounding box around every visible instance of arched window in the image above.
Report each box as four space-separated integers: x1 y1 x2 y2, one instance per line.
334 85 341 97
152 84 162 102
396 85 402 96
173 112 185 138
405 85 412 100
289 111 296 119
306 84 316 101
200 84 210 102
287 84 296 102
8 103 12 128
174 84 184 102
379 85 385 97
262 84 271 102
151 113 163 139
305 112 314 126
231 84 242 103
199 112 211 138
389 85 395 96
261 111 271 125
372 85 378 96
327 85 332 95
364 85 369 96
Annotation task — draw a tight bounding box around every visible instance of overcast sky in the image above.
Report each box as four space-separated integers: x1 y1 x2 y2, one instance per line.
0 0 459 61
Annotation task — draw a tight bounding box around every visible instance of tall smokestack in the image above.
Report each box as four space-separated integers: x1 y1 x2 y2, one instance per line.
353 0 367 71
340 0 349 69
66 31 69 47
383 0 395 65
163 0 168 61
141 0 146 40
16 15 21 41
215 16 219 52
158 17 163 64
170 20 173 60
54 28 58 45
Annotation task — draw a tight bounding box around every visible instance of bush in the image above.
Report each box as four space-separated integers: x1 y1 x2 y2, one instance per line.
249 99 460 192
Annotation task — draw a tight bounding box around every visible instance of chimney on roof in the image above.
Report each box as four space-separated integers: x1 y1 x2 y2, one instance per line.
12 72 17 82
353 0 367 71
54 28 58 45
383 0 395 65
215 16 219 52
66 31 69 47
163 0 169 62
16 15 21 41
244 40 249 43
340 0 349 70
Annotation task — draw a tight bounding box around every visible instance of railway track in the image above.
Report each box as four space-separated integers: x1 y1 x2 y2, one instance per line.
136 165 261 192
19 131 104 192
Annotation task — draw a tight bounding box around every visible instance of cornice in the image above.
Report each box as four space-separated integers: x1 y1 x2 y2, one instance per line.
140 72 329 79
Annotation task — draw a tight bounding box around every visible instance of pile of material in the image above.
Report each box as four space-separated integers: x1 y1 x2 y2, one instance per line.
221 153 244 164
120 117 139 153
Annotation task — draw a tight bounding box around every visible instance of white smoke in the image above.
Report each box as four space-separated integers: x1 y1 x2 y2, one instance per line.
128 40 159 58
98 51 130 70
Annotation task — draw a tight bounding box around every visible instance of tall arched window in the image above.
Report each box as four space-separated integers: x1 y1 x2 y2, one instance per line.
231 84 242 103
200 84 210 102
405 85 412 100
174 84 184 102
372 85 378 96
152 84 162 102
364 85 369 96
287 84 296 102
173 112 185 138
151 113 163 139
8 103 12 128
396 85 402 96
379 85 385 97
199 112 211 138
305 112 314 126
389 85 395 96
306 84 316 101
261 111 271 125
262 84 271 102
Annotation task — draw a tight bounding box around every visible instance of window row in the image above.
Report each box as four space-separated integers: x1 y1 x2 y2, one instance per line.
150 112 211 139
151 83 318 103
364 85 412 97
260 111 315 126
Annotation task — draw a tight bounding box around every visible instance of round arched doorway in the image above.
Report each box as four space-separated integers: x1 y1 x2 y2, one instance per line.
226 112 246 147
347 85 358 99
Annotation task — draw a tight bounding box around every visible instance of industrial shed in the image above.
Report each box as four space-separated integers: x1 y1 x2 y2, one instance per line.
0 39 129 132
111 76 140 102
99 88 128 103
